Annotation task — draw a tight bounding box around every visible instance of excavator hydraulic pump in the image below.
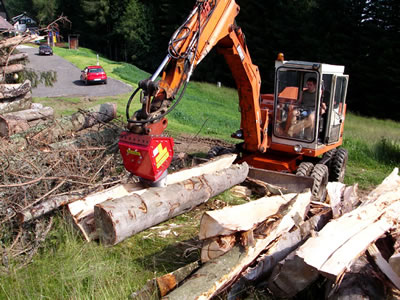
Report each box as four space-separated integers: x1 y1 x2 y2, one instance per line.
118 131 174 182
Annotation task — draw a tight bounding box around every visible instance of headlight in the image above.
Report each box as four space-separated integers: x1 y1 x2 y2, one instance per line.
294 144 302 153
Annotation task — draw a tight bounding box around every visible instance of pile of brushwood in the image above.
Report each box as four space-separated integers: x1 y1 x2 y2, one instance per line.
0 102 124 272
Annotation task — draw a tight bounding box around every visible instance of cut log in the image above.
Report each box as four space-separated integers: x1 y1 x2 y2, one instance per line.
0 115 29 137
2 105 53 121
0 91 32 114
228 206 332 299
0 63 24 76
8 102 117 147
164 191 312 299
295 168 400 280
0 34 40 49
68 154 237 241
0 80 31 99
0 106 54 137
0 52 28 66
94 162 249 245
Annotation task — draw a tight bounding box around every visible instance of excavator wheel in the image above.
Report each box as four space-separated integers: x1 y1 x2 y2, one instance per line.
296 162 314 177
330 148 348 182
310 164 329 201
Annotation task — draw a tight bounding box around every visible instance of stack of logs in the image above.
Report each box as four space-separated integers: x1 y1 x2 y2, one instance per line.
0 34 54 137
125 164 400 300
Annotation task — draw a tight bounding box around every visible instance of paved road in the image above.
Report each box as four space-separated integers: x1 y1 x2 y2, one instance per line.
19 46 132 98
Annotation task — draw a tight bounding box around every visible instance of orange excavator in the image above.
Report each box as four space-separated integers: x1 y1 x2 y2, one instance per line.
118 0 349 199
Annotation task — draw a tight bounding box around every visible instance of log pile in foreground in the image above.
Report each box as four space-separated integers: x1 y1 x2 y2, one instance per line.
131 168 400 300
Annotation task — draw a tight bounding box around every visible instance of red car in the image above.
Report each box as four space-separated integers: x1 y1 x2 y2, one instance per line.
80 66 107 85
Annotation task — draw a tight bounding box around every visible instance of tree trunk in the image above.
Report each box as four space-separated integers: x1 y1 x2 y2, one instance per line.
0 53 28 66
0 91 32 114
69 154 237 241
0 80 31 99
8 102 117 147
0 63 24 76
0 106 54 137
0 34 39 49
0 115 29 137
94 162 249 245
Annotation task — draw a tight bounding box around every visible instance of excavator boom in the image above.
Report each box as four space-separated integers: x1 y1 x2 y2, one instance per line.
120 0 264 183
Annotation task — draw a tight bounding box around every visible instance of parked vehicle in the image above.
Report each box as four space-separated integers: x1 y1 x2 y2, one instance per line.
38 45 53 56
80 66 107 85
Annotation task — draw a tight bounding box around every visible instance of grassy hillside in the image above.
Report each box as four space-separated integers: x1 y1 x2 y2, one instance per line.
1 45 398 299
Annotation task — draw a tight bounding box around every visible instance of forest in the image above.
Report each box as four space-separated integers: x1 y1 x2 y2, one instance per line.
6 0 400 120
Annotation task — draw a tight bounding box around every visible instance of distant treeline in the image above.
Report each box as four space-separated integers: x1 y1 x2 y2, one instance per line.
7 0 400 120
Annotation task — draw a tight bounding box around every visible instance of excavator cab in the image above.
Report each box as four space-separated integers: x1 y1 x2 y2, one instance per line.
271 60 348 154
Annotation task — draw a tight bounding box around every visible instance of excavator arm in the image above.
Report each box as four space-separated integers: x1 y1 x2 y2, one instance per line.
120 0 266 183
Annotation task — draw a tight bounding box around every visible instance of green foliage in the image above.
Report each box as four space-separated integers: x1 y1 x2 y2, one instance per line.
20 69 57 88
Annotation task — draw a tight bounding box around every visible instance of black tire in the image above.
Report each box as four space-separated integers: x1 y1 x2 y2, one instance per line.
323 148 337 160
330 148 348 182
296 162 314 177
85 79 88 85
311 164 329 201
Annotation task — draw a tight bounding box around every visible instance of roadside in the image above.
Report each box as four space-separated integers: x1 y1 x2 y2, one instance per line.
18 45 132 98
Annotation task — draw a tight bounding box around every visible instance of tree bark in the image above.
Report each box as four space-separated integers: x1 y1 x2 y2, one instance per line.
2 105 54 121
0 34 40 49
0 91 32 114
94 162 249 245
8 102 117 147
164 191 311 300
0 53 28 66
0 115 29 137
0 63 24 75
0 106 54 137
68 154 237 241
0 80 31 99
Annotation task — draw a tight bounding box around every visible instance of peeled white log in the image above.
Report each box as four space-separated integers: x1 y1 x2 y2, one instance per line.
94 162 249 245
199 192 301 240
229 207 331 300
296 168 400 280
165 191 312 300
68 154 237 241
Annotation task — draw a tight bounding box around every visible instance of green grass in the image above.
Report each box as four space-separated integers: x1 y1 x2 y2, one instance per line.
2 44 398 299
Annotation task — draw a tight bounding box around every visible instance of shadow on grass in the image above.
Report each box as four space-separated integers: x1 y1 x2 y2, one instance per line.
132 236 201 274
374 138 400 165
